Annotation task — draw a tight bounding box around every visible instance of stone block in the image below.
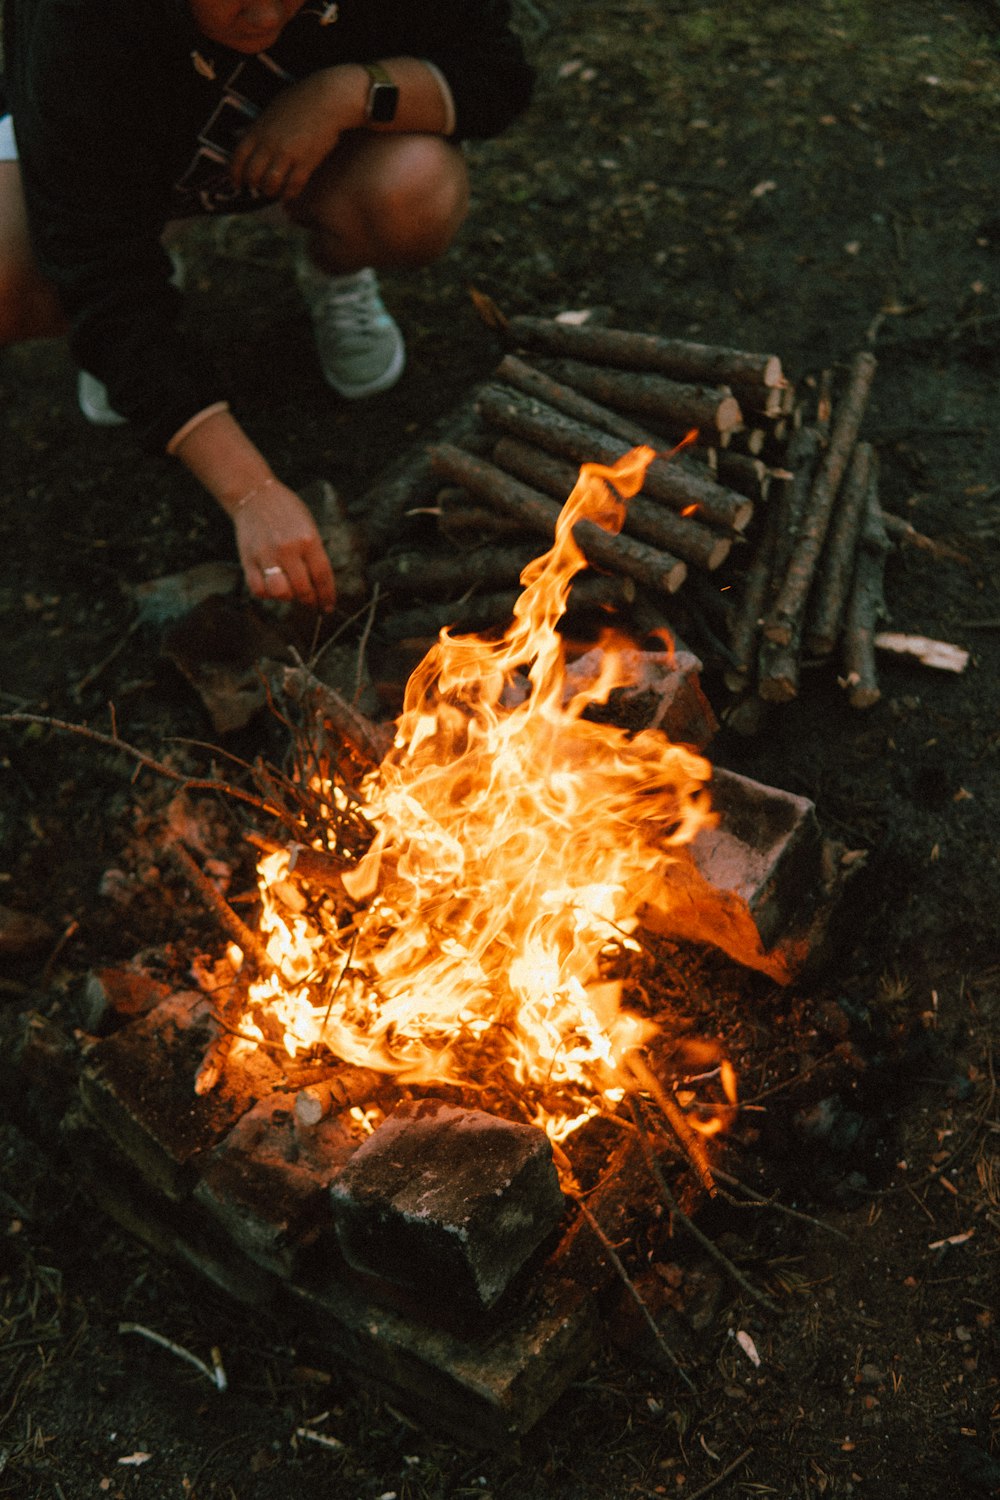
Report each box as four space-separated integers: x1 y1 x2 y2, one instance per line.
569 644 719 749
328 1099 566 1314
644 766 840 980
195 1093 360 1275
288 1269 599 1449
78 990 280 1199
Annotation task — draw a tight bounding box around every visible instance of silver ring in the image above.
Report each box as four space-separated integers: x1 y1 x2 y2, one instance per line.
263 566 285 578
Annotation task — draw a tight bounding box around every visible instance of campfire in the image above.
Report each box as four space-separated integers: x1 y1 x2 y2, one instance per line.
5 326 878 1445
234 445 720 1147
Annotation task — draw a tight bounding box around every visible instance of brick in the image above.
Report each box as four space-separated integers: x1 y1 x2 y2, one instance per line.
569 644 718 749
288 1270 599 1449
644 766 840 979
329 1099 566 1313
78 990 280 1198
194 1094 360 1275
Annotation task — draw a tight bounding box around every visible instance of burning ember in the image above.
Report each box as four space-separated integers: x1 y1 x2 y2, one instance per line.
236 448 717 1142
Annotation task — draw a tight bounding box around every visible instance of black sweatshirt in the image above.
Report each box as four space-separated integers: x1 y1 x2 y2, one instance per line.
2 0 534 450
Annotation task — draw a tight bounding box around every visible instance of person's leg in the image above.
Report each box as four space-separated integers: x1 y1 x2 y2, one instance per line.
285 132 467 397
289 131 469 273
0 160 67 343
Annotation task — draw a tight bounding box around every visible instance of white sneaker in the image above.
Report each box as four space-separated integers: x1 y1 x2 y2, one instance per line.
296 260 405 399
78 250 187 427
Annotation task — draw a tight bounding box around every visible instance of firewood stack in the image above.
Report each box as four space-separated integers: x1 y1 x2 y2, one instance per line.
358 304 955 716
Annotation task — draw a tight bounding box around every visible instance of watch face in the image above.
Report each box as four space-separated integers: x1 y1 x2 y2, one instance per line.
368 82 399 123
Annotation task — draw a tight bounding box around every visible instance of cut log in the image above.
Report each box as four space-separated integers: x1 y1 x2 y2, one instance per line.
378 591 520 640
723 503 781 695
841 474 891 709
530 355 742 438
477 385 753 532
429 443 688 597
880 511 973 566
436 490 531 546
767 425 826 591
496 313 784 389
756 637 801 703
495 354 664 451
803 442 876 658
491 437 731 571
713 450 771 503
368 543 539 600
764 351 878 646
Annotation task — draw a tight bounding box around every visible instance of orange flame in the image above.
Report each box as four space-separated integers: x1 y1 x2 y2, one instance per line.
238 448 716 1140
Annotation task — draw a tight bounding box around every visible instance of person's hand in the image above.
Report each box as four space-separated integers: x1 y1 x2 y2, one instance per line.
230 69 357 203
233 480 337 612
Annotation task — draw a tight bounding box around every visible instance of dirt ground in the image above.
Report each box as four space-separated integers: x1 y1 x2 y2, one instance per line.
2 1 1000 1496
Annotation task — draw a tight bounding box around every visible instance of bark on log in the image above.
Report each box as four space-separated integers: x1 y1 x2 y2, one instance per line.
803 441 876 658
841 475 890 709
429 442 688 596
767 425 826 590
377 572 639 643
497 313 783 390
727 382 784 420
713 450 771 503
379 591 521 640
724 503 781 693
367 543 539 600
477 385 752 532
764 351 879 645
756 637 800 703
491 436 731 572
506 355 731 492
436 490 531 546
531 355 742 438
879 511 972 566
496 354 664 451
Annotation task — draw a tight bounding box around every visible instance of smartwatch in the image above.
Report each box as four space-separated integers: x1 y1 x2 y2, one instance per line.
364 63 399 124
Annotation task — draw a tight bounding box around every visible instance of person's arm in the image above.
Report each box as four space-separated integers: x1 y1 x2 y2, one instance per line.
229 57 452 203
168 407 336 612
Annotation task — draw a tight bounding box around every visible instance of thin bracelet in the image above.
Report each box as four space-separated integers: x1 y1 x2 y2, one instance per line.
233 477 280 514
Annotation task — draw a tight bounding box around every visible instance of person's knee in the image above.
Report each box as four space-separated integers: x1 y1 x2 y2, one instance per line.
299 135 469 269
371 138 469 264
